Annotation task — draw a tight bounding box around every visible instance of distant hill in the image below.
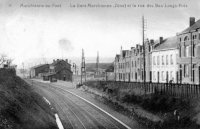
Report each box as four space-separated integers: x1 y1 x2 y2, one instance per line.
86 63 113 72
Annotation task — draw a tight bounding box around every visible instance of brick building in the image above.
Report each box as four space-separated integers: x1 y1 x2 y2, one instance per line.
177 17 200 84
30 59 73 81
52 59 72 81
30 64 49 78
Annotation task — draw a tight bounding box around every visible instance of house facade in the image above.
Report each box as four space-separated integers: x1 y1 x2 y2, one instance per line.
177 17 200 84
114 17 200 84
151 36 179 83
114 39 154 83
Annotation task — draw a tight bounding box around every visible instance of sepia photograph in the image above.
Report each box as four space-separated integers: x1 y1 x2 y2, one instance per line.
0 0 200 128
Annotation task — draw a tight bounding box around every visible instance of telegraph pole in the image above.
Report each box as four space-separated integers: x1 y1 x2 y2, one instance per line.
190 32 193 83
142 15 147 83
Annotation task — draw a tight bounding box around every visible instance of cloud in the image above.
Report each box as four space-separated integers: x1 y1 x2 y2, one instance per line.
58 38 74 52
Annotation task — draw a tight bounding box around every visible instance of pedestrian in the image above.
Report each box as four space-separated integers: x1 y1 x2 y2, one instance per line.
174 109 180 122
174 110 177 116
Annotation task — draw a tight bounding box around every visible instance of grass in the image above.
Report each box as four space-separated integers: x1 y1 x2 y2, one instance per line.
83 80 200 129
0 68 57 129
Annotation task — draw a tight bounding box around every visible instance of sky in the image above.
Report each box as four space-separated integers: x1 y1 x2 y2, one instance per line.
0 0 200 68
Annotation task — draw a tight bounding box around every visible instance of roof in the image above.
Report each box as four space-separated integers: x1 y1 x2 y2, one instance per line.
180 19 200 34
52 59 71 66
31 64 49 69
153 36 177 51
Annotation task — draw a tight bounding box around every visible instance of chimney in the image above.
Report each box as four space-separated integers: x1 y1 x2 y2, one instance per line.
131 47 134 50
190 17 195 27
53 59 55 63
57 59 59 62
159 37 163 44
150 39 154 44
136 44 139 49
65 59 68 63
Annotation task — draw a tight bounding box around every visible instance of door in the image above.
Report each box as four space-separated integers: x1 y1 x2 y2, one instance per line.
166 71 169 83
135 72 137 81
63 75 66 81
180 69 182 84
150 71 152 82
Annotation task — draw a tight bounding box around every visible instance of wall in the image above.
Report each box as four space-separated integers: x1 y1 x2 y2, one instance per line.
152 49 178 83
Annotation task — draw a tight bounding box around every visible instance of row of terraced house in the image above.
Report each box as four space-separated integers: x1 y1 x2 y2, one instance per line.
114 17 200 84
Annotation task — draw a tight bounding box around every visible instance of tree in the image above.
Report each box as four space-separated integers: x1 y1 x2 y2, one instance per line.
0 54 7 66
6 58 14 67
0 54 14 67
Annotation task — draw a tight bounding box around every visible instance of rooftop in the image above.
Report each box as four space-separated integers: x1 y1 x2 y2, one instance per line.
180 19 200 34
31 64 49 69
153 36 177 51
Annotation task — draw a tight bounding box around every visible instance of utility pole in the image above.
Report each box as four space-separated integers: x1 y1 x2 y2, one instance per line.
142 15 147 83
81 49 86 84
142 15 147 96
190 32 193 83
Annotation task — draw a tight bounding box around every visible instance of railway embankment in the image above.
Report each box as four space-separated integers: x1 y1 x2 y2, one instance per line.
81 81 200 129
0 68 57 129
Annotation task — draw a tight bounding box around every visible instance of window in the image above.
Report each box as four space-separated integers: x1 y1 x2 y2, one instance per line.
153 56 156 65
184 36 188 57
192 64 195 82
193 44 195 57
186 45 190 57
162 55 164 65
166 55 168 65
132 61 134 67
166 71 169 82
162 71 165 81
193 35 197 40
170 54 173 65
157 56 160 65
170 71 173 80
197 46 200 57
153 71 156 81
184 65 189 77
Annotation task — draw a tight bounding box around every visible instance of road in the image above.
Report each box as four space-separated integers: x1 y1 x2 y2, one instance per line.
25 79 145 129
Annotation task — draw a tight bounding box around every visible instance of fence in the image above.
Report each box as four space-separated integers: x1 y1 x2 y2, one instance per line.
99 81 200 98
